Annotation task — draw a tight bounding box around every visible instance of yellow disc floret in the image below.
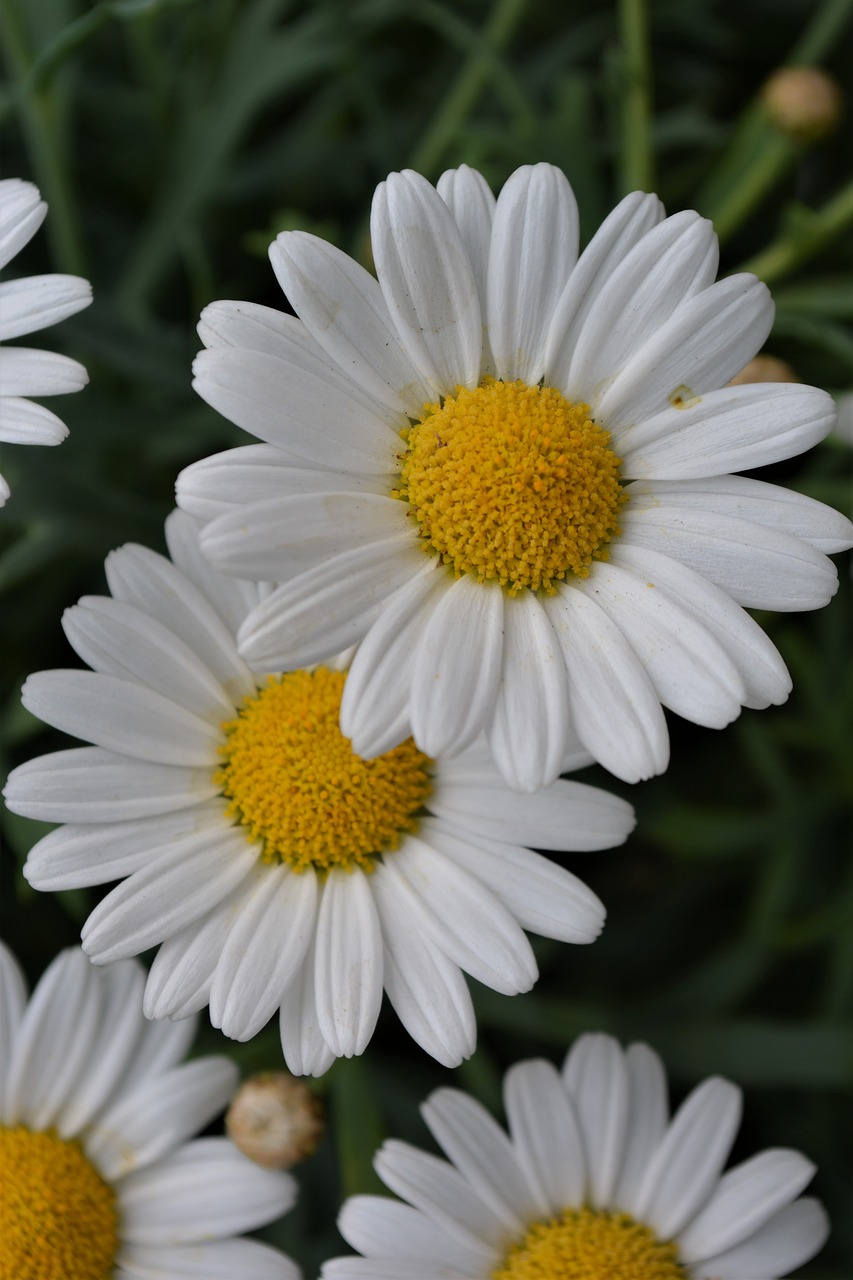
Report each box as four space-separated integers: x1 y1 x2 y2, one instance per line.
0 1126 119 1280
398 378 626 593
216 667 432 872
492 1207 686 1280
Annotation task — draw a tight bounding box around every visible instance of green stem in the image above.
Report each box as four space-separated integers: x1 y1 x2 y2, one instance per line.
790 0 853 61
617 0 653 193
409 0 528 177
0 0 86 275
735 179 853 284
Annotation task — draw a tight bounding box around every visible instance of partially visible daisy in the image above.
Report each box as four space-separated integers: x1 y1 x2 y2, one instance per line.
178 162 853 792
324 1032 829 1280
3 510 634 1074
0 940 299 1280
0 178 91 506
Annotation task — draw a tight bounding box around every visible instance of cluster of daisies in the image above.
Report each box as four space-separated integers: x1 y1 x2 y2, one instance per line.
1 164 850 1278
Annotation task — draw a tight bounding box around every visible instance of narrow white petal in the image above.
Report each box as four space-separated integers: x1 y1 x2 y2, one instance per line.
278 918 337 1078
0 941 29 1115
0 178 46 268
437 164 495 371
544 191 665 388
371 862 476 1067
323 1261 469 1280
372 169 482 393
0 273 91 341
164 507 263 634
270 231 434 417
314 868 383 1057
116 1012 198 1091
691 1196 828 1278
633 1076 742 1240
504 1058 586 1214
209 865 317 1041
562 1033 629 1207
118 1238 299 1280
410 575 503 757
0 396 69 445
486 592 569 792
488 163 579 383
0 346 88 396
339 1194 489 1271
612 1042 669 1214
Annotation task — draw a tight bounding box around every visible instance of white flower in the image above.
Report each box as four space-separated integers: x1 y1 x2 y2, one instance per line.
0 178 91 506
323 1032 829 1280
3 510 634 1074
177 162 853 793
0 940 299 1280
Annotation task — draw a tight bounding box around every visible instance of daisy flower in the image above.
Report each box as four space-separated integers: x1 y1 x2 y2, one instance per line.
0 178 91 506
323 1032 829 1280
0 940 299 1280
3 510 634 1074
177 162 853 792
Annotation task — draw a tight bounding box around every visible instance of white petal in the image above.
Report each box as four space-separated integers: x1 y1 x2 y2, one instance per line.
372 169 482 393
503 1058 586 1214
612 1042 669 1215
270 231 433 417
81 829 258 964
410 575 503 757
619 502 838 611
564 211 718 407
22 669 221 766
278 916 337 1078
678 1148 816 1263
561 1033 629 1207
486 592 569 792
164 507 263 635
122 1016 198 1092
488 163 579 383
692 1196 828 1279
420 816 606 944
0 178 46 268
633 1076 742 1240
421 1088 538 1231
339 1194 489 1271
118 1138 296 1244
119 1238 299 1280
371 861 476 1068
437 164 495 370
0 941 29 1115
209 865 317 1041
236 535 428 672
543 584 669 782
574 560 746 727
597 274 774 429
314 868 383 1057
4 746 218 823
0 395 68 445
619 382 837 477
0 273 91 341
323 1261 468 1280
0 346 88 396
389 837 537 996
544 191 665 388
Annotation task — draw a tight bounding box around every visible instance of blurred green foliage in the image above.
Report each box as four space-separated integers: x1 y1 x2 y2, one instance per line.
1 0 851 1274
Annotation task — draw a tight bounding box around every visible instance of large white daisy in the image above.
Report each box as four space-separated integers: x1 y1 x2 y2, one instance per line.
0 178 91 506
3 510 633 1074
177 162 853 793
323 1032 829 1280
0 940 298 1280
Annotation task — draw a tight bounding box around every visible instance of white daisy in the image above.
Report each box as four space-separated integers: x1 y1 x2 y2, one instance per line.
323 1032 829 1280
3 510 634 1074
177 162 853 793
0 940 299 1280
0 178 91 506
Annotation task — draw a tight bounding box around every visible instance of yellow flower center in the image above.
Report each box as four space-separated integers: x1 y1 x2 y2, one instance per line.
492 1207 686 1280
216 667 432 872
398 378 625 593
0 1126 119 1280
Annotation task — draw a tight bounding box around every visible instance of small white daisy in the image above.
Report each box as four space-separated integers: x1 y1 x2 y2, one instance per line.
177 162 853 793
3 510 634 1074
323 1032 829 1280
0 178 91 507
0 940 299 1280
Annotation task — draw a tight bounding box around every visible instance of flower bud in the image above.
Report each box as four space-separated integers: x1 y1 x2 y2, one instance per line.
729 355 799 385
762 67 843 142
226 1072 324 1169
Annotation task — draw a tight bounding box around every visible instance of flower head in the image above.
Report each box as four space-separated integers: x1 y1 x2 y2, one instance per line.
177 163 853 793
0 178 91 506
0 940 299 1280
323 1032 829 1280
3 510 634 1073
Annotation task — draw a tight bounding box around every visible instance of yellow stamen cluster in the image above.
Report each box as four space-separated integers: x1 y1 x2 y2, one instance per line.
492 1207 686 1280
398 378 625 594
216 667 432 873
0 1126 119 1280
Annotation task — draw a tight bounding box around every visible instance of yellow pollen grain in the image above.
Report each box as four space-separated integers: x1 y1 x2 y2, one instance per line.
398 378 626 594
0 1126 119 1280
492 1207 687 1280
216 667 432 873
